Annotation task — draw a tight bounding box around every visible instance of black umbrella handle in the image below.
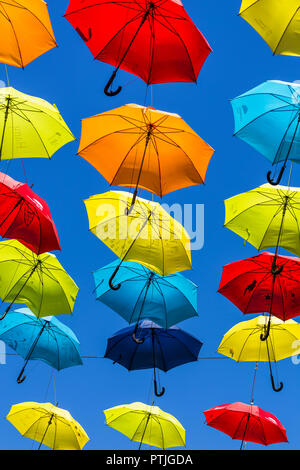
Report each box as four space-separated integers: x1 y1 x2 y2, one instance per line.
154 376 165 397
109 264 121 290
267 165 286 186
17 368 26 384
104 70 122 97
270 374 283 393
260 317 271 341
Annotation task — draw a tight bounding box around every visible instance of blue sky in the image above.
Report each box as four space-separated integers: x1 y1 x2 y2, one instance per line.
1 0 300 450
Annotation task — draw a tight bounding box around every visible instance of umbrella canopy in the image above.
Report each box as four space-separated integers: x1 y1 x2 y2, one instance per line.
217 315 300 363
239 0 300 56
0 239 78 319
94 260 197 328
78 104 214 199
204 402 288 448
0 87 74 160
217 315 300 392
224 184 300 257
85 191 192 287
7 402 89 450
65 0 211 96
0 308 82 383
105 320 202 396
0 0 57 68
104 402 185 449
218 251 300 321
0 172 60 254
231 80 300 185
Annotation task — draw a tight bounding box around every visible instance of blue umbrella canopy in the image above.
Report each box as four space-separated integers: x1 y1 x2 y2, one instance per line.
231 80 300 185
105 320 202 397
93 260 198 329
0 308 82 383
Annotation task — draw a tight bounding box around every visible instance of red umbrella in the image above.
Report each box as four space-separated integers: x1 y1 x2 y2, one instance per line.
204 402 288 449
0 173 60 255
64 0 211 96
218 251 300 323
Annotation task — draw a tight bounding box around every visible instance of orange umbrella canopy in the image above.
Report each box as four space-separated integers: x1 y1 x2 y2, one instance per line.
78 104 214 197
0 0 57 68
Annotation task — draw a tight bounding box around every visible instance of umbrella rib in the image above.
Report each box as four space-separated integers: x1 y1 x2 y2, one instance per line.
0 2 24 67
273 7 300 55
273 112 299 165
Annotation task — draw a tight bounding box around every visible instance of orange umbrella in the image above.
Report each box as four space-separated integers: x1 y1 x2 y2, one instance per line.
0 0 57 68
78 104 214 208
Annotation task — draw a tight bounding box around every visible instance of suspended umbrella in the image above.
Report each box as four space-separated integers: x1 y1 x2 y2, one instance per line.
104 402 185 449
218 251 300 341
0 308 82 383
78 104 214 209
224 184 300 259
105 320 202 397
85 190 192 289
231 80 300 185
0 0 57 68
204 402 288 450
0 172 60 254
217 315 300 392
94 260 197 334
239 0 300 57
0 239 78 320
64 0 211 96
0 87 74 161
7 402 89 450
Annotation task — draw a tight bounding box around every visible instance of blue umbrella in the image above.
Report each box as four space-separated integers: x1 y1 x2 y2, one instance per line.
0 308 82 383
93 261 198 341
105 320 202 397
231 80 300 185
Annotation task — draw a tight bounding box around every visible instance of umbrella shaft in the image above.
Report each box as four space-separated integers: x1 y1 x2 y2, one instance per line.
0 96 11 159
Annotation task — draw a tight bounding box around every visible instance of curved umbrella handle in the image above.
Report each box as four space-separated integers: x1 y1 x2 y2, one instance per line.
109 265 121 291
260 318 271 341
267 165 286 186
154 376 165 397
270 374 283 393
132 331 145 344
104 70 122 97
271 264 283 276
17 369 26 384
0 304 11 321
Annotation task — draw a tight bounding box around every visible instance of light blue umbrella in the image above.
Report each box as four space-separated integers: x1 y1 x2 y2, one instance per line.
231 80 300 185
0 308 82 383
93 260 198 339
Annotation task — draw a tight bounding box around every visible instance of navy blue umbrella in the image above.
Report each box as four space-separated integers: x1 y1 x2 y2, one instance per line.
105 321 203 397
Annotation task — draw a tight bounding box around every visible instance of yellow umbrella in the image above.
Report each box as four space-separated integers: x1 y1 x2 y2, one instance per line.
218 315 300 392
84 190 192 289
239 0 300 56
6 402 89 450
0 0 57 68
104 402 185 449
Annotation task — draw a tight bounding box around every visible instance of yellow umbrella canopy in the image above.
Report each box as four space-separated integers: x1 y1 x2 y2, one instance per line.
6 402 89 450
224 184 300 257
0 0 57 68
239 0 300 56
84 190 192 288
218 315 300 392
0 87 75 161
104 402 185 450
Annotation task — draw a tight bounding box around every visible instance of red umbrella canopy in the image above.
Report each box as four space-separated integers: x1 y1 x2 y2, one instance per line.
204 402 288 447
64 0 211 94
0 173 60 255
218 252 300 321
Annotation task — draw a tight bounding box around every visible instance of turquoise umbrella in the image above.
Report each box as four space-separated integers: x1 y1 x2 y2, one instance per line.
0 308 82 383
231 80 300 185
93 260 198 342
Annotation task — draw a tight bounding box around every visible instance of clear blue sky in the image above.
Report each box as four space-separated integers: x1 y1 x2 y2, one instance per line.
0 0 300 451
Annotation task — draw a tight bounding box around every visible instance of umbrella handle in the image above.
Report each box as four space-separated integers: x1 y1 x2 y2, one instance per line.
271 264 283 276
132 331 145 344
154 376 165 397
17 370 26 384
270 374 283 392
260 318 271 341
267 165 285 186
109 265 121 291
104 71 122 97
0 304 12 321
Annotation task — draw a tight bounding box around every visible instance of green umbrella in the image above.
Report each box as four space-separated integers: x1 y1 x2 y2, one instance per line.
0 240 78 319
0 87 74 160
